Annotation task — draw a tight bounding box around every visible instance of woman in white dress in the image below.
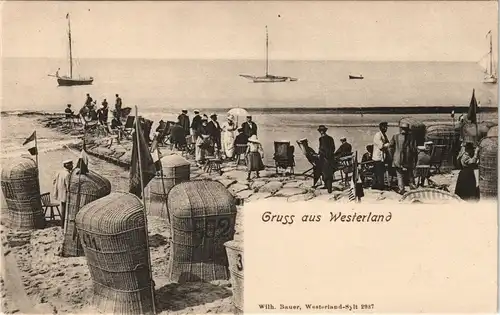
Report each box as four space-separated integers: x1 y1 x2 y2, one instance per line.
221 115 237 160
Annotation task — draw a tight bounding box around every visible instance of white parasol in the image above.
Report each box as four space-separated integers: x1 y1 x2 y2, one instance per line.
227 107 249 127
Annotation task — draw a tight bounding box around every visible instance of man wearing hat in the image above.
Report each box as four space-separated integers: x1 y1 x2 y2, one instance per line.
178 110 190 137
389 122 417 194
52 159 73 228
334 136 353 159
372 121 391 190
207 113 222 151
241 116 258 138
317 125 336 193
190 110 202 139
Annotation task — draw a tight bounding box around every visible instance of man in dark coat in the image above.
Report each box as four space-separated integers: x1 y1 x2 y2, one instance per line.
115 94 122 118
65 104 74 119
389 122 417 194
241 116 258 138
207 113 222 150
178 109 190 136
317 125 336 193
334 137 353 158
85 93 93 107
169 120 187 149
190 110 202 139
234 128 248 145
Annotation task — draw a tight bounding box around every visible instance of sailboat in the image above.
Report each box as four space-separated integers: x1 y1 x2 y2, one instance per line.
239 26 297 83
49 13 93 86
483 30 497 84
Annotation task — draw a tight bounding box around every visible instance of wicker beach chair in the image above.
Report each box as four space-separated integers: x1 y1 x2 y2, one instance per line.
273 141 295 175
335 154 354 186
40 192 62 223
399 188 463 203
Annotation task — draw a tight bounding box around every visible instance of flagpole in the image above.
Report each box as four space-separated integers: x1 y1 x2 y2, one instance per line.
135 106 157 315
34 130 39 168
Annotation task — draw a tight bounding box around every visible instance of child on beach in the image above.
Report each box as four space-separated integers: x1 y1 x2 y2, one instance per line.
245 135 265 180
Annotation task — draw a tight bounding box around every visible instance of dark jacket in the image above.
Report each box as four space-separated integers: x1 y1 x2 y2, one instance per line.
234 133 249 145
390 133 417 169
170 124 186 145
207 120 221 140
178 114 190 135
241 121 258 137
191 115 202 131
334 142 352 158
318 134 336 179
65 108 74 119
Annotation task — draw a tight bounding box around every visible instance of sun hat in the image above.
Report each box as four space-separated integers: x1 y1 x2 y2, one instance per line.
227 114 235 121
340 136 347 141
63 159 73 165
210 113 217 118
248 135 260 143
424 141 434 146
194 110 200 114
400 122 410 129
182 109 188 113
317 125 328 132
379 122 388 127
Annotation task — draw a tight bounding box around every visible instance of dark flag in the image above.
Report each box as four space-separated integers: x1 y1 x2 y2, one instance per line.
467 89 478 124
23 131 38 156
129 122 156 198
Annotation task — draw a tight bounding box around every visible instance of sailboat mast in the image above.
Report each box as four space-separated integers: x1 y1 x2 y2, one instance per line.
67 13 73 79
265 25 269 76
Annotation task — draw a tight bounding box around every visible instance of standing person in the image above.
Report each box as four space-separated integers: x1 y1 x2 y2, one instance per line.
372 122 391 190
178 110 190 136
245 135 265 180
222 115 237 160
389 122 417 194
317 125 336 193
241 116 258 138
191 110 202 139
52 160 73 228
115 94 122 118
85 94 93 108
454 142 480 201
207 113 222 152
64 104 74 119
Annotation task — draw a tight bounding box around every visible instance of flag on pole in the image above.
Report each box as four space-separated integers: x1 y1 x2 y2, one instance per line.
150 136 162 172
22 131 38 156
467 89 478 124
129 120 156 198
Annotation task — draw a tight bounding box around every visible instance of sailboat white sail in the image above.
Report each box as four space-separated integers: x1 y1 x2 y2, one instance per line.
239 26 297 83
483 30 497 84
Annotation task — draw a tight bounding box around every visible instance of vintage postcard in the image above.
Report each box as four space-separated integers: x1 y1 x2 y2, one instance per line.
1 1 498 314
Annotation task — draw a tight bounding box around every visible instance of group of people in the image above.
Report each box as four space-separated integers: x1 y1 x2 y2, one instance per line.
65 93 124 128
161 110 264 180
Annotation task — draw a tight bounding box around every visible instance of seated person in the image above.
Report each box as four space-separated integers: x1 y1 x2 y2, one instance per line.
361 144 373 163
156 120 168 143
169 121 187 149
110 115 122 129
334 136 352 159
360 144 374 186
64 104 74 119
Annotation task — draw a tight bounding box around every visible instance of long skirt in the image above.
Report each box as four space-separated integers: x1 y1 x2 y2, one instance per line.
247 152 264 172
454 167 480 201
222 131 235 158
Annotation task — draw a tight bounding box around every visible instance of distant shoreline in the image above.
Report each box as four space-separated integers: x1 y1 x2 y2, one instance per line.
1 106 497 117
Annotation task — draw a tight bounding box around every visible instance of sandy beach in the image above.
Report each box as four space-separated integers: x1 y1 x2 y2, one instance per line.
0 113 485 314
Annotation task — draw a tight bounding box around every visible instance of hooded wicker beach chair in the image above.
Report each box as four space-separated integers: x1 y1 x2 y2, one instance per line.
478 136 498 198
399 188 463 203
273 141 295 175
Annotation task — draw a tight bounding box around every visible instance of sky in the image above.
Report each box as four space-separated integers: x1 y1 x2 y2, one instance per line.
1 1 498 61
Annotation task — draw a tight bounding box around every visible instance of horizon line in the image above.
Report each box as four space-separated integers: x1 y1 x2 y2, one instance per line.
1 56 483 63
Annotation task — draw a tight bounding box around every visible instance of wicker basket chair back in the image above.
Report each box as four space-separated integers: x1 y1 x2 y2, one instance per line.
224 240 244 313
400 188 463 203
75 191 154 315
400 117 426 146
425 124 461 170
62 170 111 257
0 157 45 230
462 122 493 144
146 154 190 218
478 137 498 199
167 179 237 283
486 125 498 137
